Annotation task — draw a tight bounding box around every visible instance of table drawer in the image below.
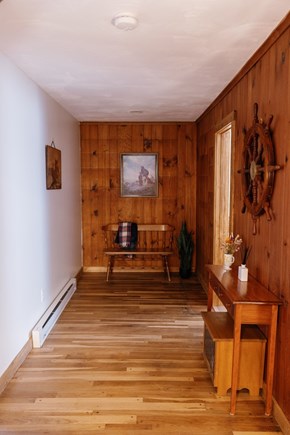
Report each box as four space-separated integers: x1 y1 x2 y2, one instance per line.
209 277 234 315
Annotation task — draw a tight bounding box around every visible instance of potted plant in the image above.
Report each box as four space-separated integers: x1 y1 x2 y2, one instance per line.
177 221 194 278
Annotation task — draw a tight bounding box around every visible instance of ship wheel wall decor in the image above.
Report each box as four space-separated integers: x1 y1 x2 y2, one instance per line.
238 103 282 235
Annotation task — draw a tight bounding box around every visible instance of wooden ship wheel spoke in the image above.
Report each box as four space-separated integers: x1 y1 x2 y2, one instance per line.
238 103 282 235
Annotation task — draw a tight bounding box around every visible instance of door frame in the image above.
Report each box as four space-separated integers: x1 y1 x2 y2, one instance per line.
213 112 236 265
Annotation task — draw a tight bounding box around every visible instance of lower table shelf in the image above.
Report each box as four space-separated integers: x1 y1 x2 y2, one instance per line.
201 311 266 396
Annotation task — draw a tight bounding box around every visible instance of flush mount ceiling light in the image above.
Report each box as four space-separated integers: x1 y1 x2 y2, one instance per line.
112 13 138 31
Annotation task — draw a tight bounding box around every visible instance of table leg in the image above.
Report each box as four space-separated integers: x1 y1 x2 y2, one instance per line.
207 280 213 311
230 305 242 415
265 305 278 415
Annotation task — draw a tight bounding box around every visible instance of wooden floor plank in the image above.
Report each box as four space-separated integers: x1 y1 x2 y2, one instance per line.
0 273 283 434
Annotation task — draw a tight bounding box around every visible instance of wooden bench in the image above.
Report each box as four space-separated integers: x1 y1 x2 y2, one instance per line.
102 224 175 281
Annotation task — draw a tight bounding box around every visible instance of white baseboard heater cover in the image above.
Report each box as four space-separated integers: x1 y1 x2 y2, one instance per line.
32 278 77 348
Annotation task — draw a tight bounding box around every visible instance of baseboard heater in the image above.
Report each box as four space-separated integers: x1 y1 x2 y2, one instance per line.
32 278 77 348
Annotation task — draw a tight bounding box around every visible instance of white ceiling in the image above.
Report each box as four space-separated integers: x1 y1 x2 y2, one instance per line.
0 0 289 122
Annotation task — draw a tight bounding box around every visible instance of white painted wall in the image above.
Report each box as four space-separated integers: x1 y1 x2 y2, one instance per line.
0 52 82 377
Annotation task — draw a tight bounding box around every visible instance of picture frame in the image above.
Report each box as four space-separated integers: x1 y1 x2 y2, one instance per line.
120 153 158 197
45 144 62 189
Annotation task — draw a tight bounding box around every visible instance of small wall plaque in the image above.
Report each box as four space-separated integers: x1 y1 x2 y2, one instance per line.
46 142 62 189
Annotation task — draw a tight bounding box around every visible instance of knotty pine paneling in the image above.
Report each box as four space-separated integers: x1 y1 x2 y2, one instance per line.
80 122 196 273
196 13 290 420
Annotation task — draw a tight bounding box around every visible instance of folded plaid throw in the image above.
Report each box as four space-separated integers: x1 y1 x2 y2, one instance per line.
115 222 138 249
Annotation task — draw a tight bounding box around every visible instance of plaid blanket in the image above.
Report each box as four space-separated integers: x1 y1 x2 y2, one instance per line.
115 222 138 249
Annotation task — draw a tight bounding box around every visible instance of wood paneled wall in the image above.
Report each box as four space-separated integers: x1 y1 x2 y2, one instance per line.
196 13 290 419
80 122 196 272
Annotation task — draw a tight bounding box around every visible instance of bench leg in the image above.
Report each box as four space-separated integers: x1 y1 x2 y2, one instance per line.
106 255 114 281
163 256 171 282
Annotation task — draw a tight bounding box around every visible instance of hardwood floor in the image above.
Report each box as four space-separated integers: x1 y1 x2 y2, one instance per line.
0 273 283 434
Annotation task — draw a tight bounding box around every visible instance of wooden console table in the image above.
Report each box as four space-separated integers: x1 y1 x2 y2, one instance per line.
206 264 282 416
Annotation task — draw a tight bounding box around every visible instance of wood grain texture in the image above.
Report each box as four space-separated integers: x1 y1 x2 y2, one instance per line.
80 122 196 273
0 338 32 394
196 13 290 420
0 273 283 434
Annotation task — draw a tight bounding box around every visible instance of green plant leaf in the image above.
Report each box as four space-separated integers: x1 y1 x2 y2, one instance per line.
176 221 194 270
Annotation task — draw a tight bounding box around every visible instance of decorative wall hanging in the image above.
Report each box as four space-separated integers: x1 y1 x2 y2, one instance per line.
238 103 282 235
46 141 62 189
120 153 158 197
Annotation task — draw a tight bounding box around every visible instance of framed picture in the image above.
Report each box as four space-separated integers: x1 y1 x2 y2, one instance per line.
46 144 62 189
120 153 158 197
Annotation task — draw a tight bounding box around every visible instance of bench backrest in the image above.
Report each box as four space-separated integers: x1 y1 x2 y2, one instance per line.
102 224 175 250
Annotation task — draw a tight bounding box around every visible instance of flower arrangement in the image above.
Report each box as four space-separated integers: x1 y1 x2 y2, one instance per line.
221 233 243 255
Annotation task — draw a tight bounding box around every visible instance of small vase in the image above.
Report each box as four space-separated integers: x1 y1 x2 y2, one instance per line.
223 253 234 270
238 264 248 281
